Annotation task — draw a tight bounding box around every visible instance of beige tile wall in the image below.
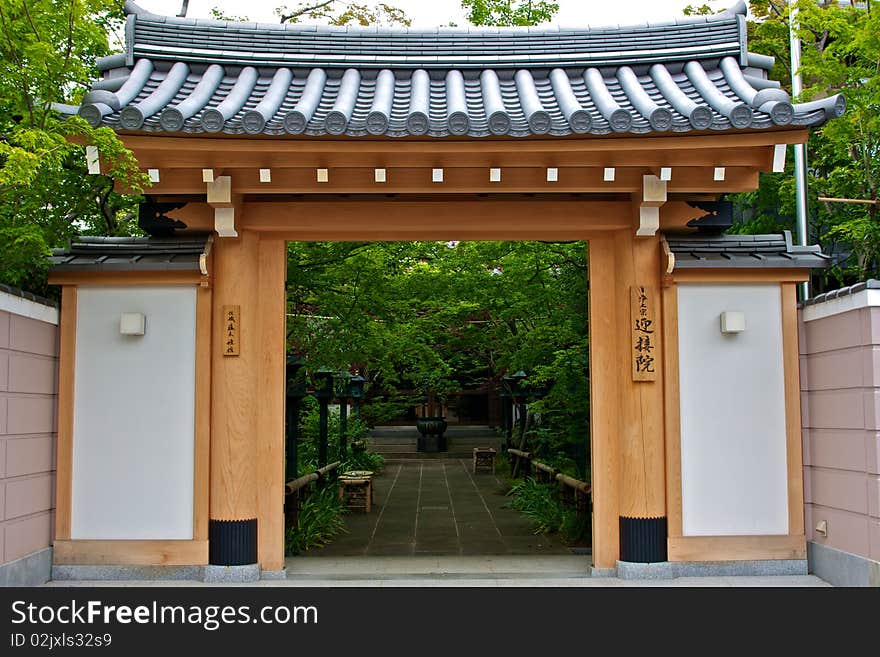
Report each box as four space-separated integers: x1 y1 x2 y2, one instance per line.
0 305 58 564
802 305 880 562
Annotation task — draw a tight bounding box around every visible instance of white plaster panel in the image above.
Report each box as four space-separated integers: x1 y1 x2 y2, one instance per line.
678 284 789 536
71 287 195 539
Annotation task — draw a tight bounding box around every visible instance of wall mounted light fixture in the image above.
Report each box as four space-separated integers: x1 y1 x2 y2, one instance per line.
720 311 745 334
120 312 146 336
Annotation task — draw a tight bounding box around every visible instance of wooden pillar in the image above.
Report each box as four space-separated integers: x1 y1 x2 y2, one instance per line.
587 235 621 570
256 238 287 571
209 230 260 565
614 229 668 562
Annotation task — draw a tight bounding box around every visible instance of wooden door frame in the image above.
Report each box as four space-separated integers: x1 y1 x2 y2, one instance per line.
254 213 628 571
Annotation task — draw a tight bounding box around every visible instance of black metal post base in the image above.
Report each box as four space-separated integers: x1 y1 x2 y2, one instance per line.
619 516 667 563
209 518 258 565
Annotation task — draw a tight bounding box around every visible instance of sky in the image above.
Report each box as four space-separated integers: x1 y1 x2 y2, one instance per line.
134 0 737 27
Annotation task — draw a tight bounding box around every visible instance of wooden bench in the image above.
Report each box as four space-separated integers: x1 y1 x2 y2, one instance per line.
472 447 497 474
338 477 372 512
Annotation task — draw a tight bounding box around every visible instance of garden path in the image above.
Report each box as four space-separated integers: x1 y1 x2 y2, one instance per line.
303 459 572 557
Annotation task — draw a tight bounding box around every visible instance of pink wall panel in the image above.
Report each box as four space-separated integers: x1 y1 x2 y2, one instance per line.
802 301 880 564
0 298 58 567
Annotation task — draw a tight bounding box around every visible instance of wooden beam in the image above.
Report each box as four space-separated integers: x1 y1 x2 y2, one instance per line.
116 131 810 169
144 166 760 196
165 198 715 237
242 200 632 240
781 283 805 537
53 540 209 566
667 535 806 562
54 287 76 541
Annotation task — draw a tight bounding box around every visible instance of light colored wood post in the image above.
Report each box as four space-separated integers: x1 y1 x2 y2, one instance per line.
614 230 668 561
781 283 805 537
256 238 287 571
54 286 77 541
209 229 260 564
587 235 620 569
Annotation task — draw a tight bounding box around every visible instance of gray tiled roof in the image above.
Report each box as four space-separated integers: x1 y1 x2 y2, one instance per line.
666 231 830 269
69 1 845 138
803 279 880 306
0 284 58 308
50 235 210 272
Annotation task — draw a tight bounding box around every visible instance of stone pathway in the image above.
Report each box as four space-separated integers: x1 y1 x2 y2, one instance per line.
301 459 571 557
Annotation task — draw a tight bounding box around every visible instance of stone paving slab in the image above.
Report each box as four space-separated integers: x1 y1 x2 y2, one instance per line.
300 459 570 559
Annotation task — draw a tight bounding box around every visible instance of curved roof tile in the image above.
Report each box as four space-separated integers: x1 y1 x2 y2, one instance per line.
70 1 845 138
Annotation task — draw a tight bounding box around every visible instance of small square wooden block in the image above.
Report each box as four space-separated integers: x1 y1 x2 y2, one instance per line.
338 478 372 512
473 447 496 474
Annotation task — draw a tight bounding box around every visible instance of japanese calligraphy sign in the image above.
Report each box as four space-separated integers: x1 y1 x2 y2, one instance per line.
223 305 240 357
630 286 657 382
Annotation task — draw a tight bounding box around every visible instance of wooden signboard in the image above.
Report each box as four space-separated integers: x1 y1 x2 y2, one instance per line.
630 286 656 381
223 305 240 356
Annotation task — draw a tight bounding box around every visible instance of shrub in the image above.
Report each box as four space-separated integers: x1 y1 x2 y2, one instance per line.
507 477 589 545
286 485 348 554
342 446 385 473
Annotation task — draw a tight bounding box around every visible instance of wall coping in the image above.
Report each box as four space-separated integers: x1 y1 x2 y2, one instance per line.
802 279 880 323
0 286 59 325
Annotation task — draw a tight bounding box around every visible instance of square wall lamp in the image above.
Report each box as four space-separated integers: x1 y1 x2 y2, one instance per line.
120 312 146 336
720 311 745 334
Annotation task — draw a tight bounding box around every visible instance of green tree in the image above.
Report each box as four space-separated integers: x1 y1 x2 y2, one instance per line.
729 2 879 286
461 0 558 26
0 0 147 294
286 239 591 476
277 1 411 25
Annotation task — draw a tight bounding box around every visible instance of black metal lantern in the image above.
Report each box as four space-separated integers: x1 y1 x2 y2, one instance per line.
499 377 514 450
509 370 529 451
348 373 366 399
349 373 366 420
510 370 528 403
314 367 335 401
336 371 352 457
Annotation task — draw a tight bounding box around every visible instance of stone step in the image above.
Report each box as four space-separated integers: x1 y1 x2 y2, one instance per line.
372 440 502 451
371 438 503 446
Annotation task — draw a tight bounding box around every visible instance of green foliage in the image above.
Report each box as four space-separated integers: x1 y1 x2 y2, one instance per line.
728 2 880 286
461 0 558 26
285 485 348 554
286 240 590 470
342 446 385 473
507 477 587 544
274 1 411 26
295 395 384 475
0 0 148 295
508 477 562 534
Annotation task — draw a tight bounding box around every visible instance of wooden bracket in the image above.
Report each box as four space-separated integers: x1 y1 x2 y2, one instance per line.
660 235 675 287
207 176 241 238
637 174 667 237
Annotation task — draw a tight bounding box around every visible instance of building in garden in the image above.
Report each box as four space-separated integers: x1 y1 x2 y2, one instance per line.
42 0 847 579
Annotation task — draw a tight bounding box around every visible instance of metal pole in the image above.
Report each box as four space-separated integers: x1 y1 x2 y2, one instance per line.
790 1 810 300
285 397 301 482
502 394 511 450
318 396 328 467
339 395 348 458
